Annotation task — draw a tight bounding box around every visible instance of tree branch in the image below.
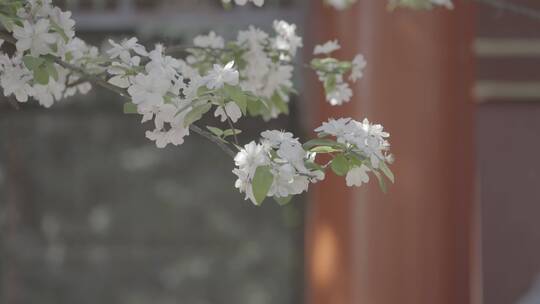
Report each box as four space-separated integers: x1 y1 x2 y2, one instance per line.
189 124 237 158
0 31 237 158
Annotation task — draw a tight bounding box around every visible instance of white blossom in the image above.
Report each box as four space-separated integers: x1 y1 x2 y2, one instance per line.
314 40 341 55
350 54 367 82
314 118 351 140
346 165 370 187
269 163 310 198
32 78 65 108
261 130 294 147
273 20 303 58
205 61 239 89
0 59 33 102
194 31 224 49
50 7 76 40
316 118 390 170
107 38 148 63
13 19 57 56
235 141 269 171
327 81 353 106
127 71 171 107
214 102 242 123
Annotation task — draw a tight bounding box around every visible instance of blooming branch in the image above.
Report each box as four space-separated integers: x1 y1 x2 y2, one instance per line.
0 0 394 206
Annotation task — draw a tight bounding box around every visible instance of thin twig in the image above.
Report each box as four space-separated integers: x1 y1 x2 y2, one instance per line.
189 124 237 158
225 114 239 145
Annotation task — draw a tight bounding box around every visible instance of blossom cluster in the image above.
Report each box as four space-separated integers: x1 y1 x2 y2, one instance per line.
188 20 302 119
233 118 393 205
107 39 194 148
0 0 96 107
233 130 325 205
311 40 366 105
0 0 394 205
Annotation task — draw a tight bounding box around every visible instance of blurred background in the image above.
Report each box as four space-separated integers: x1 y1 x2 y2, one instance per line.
0 0 540 304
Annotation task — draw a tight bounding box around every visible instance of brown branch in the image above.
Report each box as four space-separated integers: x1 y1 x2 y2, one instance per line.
189 124 237 158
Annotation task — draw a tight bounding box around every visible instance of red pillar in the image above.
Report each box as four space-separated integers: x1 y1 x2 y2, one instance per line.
304 1 477 304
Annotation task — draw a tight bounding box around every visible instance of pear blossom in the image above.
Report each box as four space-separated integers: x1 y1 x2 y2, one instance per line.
127 71 171 107
12 19 57 56
314 40 341 55
235 141 269 172
269 163 310 198
273 20 303 57
107 38 148 63
194 32 224 49
50 7 76 40
214 102 242 123
314 117 351 140
107 57 141 89
327 81 353 106
0 61 33 102
350 54 367 82
205 61 239 89
316 118 391 169
32 78 65 108
346 165 370 187
261 130 294 147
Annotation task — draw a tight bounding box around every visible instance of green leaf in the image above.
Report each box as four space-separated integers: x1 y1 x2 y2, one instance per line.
270 92 289 115
0 14 13 32
33 66 49 85
303 139 341 150
330 154 349 176
206 126 224 137
348 153 364 167
373 171 388 194
197 86 212 97
45 62 58 81
183 103 212 127
50 20 69 42
379 161 395 183
274 195 293 206
310 146 342 153
305 161 324 172
123 102 138 114
22 56 45 70
223 128 242 138
252 166 274 205
324 74 337 92
223 84 247 114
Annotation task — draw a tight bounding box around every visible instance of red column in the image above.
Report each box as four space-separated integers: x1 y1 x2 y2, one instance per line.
304 1 477 304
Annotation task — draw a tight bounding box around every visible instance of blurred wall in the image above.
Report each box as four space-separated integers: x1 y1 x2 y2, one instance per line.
476 2 540 303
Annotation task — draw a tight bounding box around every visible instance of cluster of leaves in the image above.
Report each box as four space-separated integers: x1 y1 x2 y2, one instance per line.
303 136 394 192
0 0 24 31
